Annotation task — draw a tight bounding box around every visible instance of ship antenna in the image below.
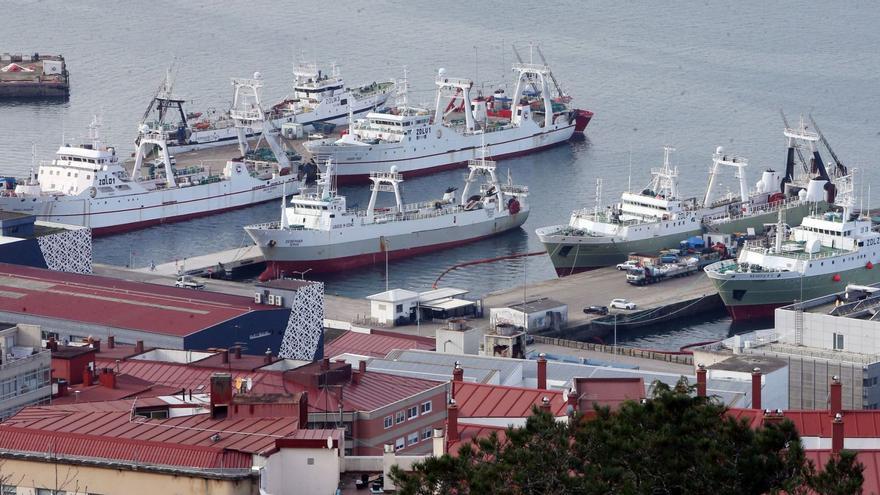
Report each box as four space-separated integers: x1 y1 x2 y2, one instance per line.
627 148 633 193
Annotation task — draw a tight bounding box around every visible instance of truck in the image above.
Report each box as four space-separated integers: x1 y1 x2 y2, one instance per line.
175 275 205 290
625 257 699 285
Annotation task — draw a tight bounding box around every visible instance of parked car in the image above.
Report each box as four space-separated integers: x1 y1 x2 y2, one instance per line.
616 260 639 270
175 276 205 290
583 305 609 315
609 298 637 310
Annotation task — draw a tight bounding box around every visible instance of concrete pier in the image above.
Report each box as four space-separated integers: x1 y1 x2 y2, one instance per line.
137 244 264 277
482 266 719 330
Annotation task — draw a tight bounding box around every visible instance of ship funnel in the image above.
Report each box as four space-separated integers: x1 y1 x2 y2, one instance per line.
805 178 828 202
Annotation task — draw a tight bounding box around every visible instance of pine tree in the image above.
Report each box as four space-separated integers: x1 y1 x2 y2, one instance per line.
391 378 865 495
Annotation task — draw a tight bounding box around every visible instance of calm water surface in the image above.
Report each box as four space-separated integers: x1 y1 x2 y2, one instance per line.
2 1 878 347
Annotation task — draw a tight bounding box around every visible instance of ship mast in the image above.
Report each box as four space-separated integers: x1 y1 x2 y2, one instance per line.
703 146 749 210
650 146 679 199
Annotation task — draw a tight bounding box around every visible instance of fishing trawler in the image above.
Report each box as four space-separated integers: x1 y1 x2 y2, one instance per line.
0 76 302 235
245 142 530 279
306 48 592 184
144 63 394 153
705 174 878 320
537 117 843 275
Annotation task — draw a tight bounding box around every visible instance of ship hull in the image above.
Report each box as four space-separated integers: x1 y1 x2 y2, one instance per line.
0 175 300 236
169 91 393 154
247 210 529 278
708 266 880 321
0 82 69 99
309 110 592 185
540 202 817 276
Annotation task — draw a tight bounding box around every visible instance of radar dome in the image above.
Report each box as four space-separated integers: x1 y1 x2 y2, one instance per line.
253 71 263 80
438 68 446 77
390 165 399 174
139 124 149 134
716 146 724 154
798 189 808 201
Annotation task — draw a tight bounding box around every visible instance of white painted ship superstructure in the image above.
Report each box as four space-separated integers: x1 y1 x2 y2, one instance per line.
705 173 880 320
306 57 592 184
245 145 530 278
0 76 302 235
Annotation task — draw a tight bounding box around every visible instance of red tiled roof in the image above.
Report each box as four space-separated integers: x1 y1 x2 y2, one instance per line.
0 407 298 469
448 424 507 455
324 330 434 359
453 382 567 418
52 374 180 404
0 263 276 336
807 450 880 494
100 358 444 413
782 410 880 438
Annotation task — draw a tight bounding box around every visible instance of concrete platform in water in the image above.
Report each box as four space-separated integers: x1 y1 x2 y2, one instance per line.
482 266 721 341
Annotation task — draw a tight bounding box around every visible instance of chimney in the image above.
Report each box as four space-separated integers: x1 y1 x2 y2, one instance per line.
358 360 367 374
321 357 330 370
134 340 144 354
539 396 552 413
221 349 229 364
432 428 446 457
696 364 707 397
98 368 116 389
265 348 274 364
447 399 459 442
452 361 463 382
107 335 115 349
832 413 844 454
210 373 233 419
566 390 578 414
830 375 842 416
297 392 309 426
230 346 240 359
537 353 548 390
56 379 68 397
762 408 785 425
751 367 762 410
91 339 101 353
83 366 93 386
351 370 361 385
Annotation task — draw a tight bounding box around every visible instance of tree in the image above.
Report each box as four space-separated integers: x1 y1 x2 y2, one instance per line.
391 378 865 495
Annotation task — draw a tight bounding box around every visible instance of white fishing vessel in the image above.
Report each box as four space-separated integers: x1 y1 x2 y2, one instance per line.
705 173 879 320
306 48 592 184
537 117 844 275
245 141 530 279
266 62 395 131
0 75 302 235
145 63 394 154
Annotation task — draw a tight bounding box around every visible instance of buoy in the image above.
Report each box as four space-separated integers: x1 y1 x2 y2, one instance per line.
868 262 874 270
832 274 842 282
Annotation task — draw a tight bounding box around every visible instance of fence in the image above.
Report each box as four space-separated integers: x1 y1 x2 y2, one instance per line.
533 335 694 365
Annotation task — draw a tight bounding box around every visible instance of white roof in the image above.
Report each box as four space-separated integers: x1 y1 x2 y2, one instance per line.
367 288 419 303
420 287 469 303
421 298 476 311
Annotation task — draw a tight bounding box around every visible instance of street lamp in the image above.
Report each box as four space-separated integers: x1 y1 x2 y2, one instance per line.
289 268 312 280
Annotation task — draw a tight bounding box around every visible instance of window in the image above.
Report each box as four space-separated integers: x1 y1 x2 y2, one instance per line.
407 406 418 420
396 411 405 424
833 333 844 351
396 304 403 313
422 428 433 440
395 437 405 451
408 432 419 445
2 485 16 495
384 416 393 429
420 400 432 415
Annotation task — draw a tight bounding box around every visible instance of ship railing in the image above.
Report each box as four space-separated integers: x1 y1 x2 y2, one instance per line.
741 241 848 262
571 208 645 226
704 196 803 224
357 204 466 224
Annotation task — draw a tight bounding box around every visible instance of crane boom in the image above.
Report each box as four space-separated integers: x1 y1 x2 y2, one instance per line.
809 114 847 177
535 45 565 98
511 45 539 95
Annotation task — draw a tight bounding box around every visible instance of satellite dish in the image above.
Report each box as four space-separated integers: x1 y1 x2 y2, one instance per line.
326 436 334 449
253 71 263 80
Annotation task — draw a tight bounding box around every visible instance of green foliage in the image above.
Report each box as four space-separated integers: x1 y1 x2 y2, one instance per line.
390 378 865 495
